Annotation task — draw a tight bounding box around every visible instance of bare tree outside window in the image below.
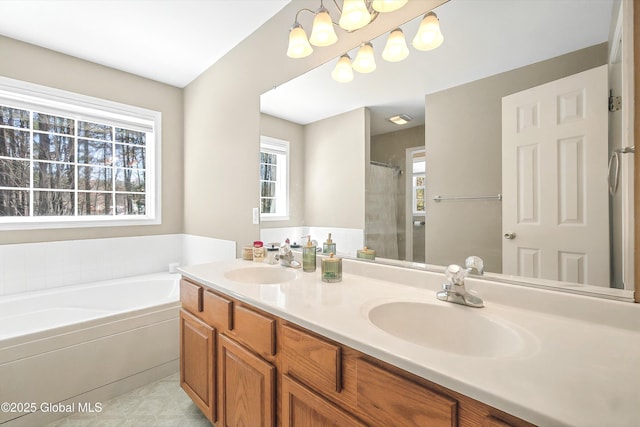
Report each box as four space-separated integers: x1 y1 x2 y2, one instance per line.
0 104 150 219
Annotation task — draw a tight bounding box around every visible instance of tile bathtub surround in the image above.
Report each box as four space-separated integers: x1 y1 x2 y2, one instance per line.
0 234 235 297
44 373 211 427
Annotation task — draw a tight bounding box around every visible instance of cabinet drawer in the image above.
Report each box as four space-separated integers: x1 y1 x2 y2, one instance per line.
484 416 515 427
281 324 341 393
201 290 233 331
356 358 457 427
233 304 276 357
180 279 202 313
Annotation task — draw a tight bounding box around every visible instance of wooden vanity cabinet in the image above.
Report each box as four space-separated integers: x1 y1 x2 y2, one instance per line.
179 309 215 423
179 277 535 427
218 334 275 427
281 375 365 427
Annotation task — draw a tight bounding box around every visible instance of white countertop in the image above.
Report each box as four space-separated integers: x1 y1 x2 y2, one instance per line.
179 258 640 427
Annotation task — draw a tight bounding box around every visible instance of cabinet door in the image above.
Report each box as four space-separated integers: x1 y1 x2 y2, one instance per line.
180 309 216 423
282 375 366 427
219 334 275 427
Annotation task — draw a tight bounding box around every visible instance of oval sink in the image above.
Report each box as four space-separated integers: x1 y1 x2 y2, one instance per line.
368 302 527 358
224 267 296 284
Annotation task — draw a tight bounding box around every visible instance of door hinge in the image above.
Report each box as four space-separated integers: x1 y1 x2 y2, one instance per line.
609 90 622 112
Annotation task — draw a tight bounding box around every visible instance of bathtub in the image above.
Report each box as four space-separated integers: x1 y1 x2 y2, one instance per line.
0 273 181 426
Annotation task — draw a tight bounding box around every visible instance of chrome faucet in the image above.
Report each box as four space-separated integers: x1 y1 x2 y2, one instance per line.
436 259 484 308
465 255 484 275
277 240 300 268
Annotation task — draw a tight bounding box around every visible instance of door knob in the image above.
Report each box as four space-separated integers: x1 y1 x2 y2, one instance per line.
504 232 516 240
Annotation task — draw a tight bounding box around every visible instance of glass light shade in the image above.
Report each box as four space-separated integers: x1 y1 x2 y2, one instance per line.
331 55 354 83
382 28 409 62
339 0 372 31
287 24 313 58
309 9 337 46
352 42 376 73
412 12 444 51
372 0 408 13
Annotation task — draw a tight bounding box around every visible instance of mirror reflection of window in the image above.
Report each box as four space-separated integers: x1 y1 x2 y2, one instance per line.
412 151 425 216
259 136 289 221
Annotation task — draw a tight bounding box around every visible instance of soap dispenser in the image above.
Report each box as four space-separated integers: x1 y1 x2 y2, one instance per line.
302 236 317 272
323 233 336 255
321 253 342 283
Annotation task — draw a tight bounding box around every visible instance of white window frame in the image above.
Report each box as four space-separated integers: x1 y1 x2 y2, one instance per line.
259 136 289 221
0 76 161 230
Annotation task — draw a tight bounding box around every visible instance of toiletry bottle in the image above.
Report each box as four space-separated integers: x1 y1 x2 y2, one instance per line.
321 253 342 283
302 236 317 272
323 233 336 255
253 241 265 262
242 245 254 261
357 246 376 260
266 243 279 264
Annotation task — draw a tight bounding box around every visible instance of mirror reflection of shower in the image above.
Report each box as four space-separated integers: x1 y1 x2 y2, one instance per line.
365 161 402 260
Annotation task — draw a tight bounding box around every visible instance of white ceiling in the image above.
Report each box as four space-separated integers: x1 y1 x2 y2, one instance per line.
0 0 614 135
0 0 291 88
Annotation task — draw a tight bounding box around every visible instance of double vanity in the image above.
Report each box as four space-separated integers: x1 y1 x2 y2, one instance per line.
178 258 639 426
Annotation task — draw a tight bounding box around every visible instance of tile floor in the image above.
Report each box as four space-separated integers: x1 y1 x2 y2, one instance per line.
45 373 211 427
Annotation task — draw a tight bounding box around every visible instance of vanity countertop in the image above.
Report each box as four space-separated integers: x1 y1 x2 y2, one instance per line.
179 258 640 427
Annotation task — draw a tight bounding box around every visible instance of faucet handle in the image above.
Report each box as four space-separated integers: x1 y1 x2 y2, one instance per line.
445 264 466 285
465 256 484 275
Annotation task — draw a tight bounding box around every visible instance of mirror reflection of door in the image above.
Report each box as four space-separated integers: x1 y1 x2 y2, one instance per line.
502 65 609 285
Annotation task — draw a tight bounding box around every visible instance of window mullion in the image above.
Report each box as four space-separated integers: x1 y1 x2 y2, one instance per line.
29 110 34 217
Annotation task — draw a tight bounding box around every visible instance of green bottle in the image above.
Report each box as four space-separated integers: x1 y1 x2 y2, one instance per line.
302 236 317 272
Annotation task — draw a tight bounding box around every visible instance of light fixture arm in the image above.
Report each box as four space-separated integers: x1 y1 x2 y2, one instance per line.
292 8 316 27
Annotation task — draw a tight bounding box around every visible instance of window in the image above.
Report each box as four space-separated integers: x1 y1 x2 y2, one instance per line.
259 136 289 221
0 77 160 229
412 150 426 216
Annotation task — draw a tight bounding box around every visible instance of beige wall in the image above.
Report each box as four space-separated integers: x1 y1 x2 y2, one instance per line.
425 43 608 272
259 113 305 228
0 36 184 244
182 0 446 256
304 108 368 229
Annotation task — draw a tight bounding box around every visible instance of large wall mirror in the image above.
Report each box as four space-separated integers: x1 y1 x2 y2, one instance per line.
259 0 635 300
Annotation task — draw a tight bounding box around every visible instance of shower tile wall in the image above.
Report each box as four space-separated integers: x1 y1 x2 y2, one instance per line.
0 234 235 296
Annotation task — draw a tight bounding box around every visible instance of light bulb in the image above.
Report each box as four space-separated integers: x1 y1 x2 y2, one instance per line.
287 23 313 58
372 0 408 13
331 54 354 83
309 8 337 47
382 28 409 62
412 12 444 51
352 42 376 73
339 0 371 31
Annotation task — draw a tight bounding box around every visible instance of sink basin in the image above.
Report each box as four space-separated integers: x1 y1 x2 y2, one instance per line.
368 302 527 358
224 267 296 284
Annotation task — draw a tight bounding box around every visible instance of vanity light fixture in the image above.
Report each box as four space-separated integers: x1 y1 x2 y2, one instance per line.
331 54 355 82
381 28 409 62
286 1 443 82
352 42 377 73
309 6 338 46
371 0 408 13
388 114 412 125
412 11 444 51
287 23 314 58
339 0 372 31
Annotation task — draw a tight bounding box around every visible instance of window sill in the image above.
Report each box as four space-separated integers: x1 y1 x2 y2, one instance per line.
260 215 290 222
0 216 160 231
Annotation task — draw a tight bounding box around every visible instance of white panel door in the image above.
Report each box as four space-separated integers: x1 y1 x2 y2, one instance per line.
502 65 609 286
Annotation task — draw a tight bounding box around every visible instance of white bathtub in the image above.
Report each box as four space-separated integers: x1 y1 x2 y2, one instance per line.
0 273 181 426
